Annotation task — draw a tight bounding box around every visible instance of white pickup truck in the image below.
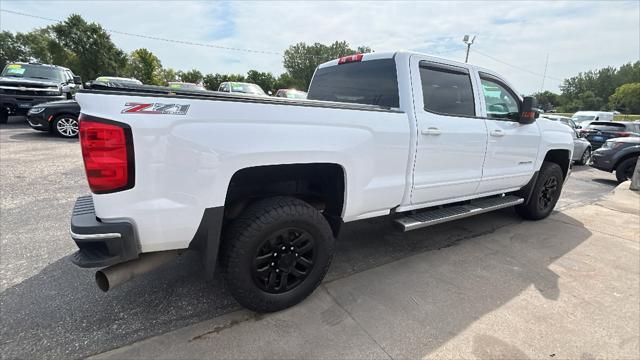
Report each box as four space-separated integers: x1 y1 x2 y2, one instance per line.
71 51 573 312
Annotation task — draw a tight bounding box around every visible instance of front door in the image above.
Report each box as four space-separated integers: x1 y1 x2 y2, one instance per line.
476 73 539 193
410 57 488 205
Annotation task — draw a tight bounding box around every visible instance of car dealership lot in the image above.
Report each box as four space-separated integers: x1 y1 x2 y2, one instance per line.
0 118 632 359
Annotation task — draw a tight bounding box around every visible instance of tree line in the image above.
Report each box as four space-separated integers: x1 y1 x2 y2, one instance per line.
532 61 640 114
1 14 638 113
0 14 370 93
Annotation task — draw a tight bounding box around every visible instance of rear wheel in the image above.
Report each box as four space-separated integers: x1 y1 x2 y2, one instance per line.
221 196 335 312
577 147 591 165
615 157 638 183
516 162 564 220
53 114 79 138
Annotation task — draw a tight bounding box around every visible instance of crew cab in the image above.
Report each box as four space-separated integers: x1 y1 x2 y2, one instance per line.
70 51 573 312
0 62 81 123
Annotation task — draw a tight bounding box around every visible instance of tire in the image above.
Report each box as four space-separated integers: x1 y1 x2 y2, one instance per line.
0 109 7 124
577 147 591 165
615 157 638 183
221 196 335 312
52 114 79 138
516 162 564 220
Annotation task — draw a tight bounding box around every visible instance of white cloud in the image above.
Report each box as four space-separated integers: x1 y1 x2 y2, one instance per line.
1 0 638 93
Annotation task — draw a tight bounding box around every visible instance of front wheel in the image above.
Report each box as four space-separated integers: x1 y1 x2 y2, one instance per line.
615 157 638 183
53 114 79 138
221 196 335 312
577 148 591 165
516 162 564 220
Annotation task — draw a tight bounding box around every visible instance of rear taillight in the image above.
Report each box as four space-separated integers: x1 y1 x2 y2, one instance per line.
615 131 631 137
79 115 134 194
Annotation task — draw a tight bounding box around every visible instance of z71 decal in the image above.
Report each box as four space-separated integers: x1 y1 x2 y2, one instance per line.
121 102 190 115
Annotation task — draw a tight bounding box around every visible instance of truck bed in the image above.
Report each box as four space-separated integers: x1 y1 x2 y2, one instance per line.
81 82 401 113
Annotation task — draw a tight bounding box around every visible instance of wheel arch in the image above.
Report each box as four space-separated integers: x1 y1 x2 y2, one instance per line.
224 162 347 236
543 149 571 181
613 150 640 170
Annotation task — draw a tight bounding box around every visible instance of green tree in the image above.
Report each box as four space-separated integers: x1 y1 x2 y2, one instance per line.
179 69 203 84
560 61 640 112
246 70 276 92
159 67 178 85
0 31 29 65
283 41 372 89
203 73 246 90
273 73 303 91
50 14 127 80
531 90 560 111
127 48 163 85
609 83 640 114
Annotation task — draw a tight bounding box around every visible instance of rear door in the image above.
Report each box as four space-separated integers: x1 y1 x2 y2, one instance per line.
476 73 539 194
409 56 487 205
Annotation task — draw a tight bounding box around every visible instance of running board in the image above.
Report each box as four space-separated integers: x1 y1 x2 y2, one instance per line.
394 195 524 232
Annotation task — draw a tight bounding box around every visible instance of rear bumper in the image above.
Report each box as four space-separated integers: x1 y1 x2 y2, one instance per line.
70 196 139 268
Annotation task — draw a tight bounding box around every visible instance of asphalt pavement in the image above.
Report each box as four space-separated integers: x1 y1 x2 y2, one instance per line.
0 118 624 359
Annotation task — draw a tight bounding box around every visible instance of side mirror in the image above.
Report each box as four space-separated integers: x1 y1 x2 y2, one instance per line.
519 96 539 124
267 90 273 96
575 125 582 129
73 76 82 85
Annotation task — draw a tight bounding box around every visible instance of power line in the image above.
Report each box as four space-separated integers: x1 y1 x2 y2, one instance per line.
1 9 283 56
471 47 563 82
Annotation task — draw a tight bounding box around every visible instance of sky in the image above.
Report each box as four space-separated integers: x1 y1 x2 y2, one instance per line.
0 0 638 94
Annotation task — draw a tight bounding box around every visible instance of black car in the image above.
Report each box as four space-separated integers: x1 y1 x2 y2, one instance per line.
579 122 640 150
26 100 80 138
0 62 81 123
590 137 640 183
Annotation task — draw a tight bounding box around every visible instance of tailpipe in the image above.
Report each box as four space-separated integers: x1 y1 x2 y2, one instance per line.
96 250 181 292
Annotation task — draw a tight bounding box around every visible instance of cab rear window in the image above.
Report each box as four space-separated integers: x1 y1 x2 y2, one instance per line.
307 59 399 108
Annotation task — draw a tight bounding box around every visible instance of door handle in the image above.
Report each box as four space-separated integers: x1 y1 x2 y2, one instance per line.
421 127 441 136
490 130 505 137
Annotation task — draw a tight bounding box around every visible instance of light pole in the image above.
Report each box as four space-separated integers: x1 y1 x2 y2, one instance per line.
463 35 476 63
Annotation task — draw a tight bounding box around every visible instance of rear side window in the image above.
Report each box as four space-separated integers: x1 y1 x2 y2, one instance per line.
586 122 626 131
307 59 399 108
419 62 475 117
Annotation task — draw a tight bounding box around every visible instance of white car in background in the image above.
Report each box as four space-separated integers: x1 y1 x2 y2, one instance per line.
542 114 592 164
218 81 268 96
571 111 614 128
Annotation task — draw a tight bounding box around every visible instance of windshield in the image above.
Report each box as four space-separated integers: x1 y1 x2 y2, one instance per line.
1 63 64 81
572 115 596 122
307 59 399 108
230 83 265 95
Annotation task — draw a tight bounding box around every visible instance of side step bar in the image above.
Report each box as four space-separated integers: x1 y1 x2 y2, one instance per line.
394 195 524 232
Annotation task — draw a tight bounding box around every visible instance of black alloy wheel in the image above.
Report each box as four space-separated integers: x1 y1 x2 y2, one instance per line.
252 227 316 293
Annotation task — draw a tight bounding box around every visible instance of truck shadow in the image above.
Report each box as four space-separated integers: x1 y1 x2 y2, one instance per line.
0 209 590 359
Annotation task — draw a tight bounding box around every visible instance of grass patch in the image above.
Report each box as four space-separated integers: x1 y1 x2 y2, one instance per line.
548 113 640 121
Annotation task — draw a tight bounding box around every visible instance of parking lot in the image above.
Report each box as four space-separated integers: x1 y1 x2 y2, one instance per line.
0 117 633 359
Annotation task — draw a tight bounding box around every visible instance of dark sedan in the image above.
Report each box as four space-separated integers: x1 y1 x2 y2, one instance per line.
579 122 639 150
590 137 640 182
26 100 80 138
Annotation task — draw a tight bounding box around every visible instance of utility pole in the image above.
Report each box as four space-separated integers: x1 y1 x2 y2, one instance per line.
541 53 549 91
463 35 476 63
